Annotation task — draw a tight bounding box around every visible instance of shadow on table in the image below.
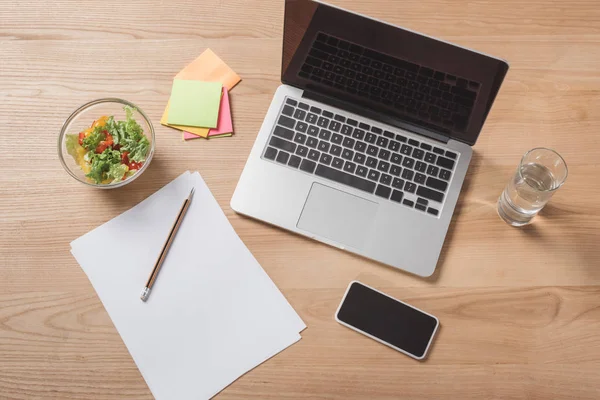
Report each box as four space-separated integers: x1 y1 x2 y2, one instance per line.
97 157 174 208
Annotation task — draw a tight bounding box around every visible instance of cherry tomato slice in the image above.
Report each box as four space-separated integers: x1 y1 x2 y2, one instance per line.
128 161 143 170
121 151 129 165
78 131 85 145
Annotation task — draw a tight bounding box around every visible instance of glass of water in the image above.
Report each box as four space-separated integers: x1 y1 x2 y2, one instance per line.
497 148 568 226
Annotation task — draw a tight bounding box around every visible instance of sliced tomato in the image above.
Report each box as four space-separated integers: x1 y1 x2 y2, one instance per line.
78 131 85 145
95 142 110 154
128 161 143 170
121 151 129 165
104 131 114 146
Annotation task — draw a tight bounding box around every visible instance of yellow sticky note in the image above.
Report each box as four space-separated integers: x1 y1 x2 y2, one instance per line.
162 49 241 137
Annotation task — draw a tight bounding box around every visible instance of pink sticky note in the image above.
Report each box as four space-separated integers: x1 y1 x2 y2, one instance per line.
184 88 233 140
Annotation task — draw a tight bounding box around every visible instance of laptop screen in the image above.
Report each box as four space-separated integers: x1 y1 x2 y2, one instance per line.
282 0 509 145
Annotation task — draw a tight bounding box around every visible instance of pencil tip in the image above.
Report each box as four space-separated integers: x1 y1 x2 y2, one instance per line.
189 187 195 198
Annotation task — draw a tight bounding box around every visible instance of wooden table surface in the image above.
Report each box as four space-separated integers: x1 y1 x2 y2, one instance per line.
2 0 600 398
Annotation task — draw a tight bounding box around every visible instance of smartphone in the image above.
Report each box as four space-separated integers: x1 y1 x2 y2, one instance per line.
335 281 439 360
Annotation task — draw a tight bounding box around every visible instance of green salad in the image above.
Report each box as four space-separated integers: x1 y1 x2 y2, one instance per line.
66 106 150 184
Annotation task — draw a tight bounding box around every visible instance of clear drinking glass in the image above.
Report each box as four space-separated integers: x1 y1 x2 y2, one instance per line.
497 148 568 226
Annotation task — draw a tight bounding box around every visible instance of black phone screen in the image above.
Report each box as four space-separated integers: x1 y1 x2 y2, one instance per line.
336 282 438 358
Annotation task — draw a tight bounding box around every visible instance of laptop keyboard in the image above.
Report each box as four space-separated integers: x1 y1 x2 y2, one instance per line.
262 97 460 217
299 32 480 132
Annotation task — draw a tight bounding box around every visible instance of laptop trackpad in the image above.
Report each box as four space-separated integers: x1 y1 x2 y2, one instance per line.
297 183 378 250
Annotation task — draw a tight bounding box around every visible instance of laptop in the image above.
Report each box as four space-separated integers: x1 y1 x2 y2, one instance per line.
231 0 509 277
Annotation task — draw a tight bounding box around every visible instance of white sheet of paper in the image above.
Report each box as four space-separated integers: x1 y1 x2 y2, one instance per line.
70 171 305 399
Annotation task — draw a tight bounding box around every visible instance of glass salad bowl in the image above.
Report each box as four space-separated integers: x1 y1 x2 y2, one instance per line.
58 98 155 189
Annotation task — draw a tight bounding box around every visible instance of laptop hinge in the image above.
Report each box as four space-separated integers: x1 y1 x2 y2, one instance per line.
302 89 450 144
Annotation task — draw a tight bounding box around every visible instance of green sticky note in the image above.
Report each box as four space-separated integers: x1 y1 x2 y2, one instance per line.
167 80 222 128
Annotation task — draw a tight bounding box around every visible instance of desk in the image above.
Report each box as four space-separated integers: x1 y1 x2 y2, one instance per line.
1 0 600 398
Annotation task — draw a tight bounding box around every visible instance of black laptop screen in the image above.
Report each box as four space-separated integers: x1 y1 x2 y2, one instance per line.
282 0 508 145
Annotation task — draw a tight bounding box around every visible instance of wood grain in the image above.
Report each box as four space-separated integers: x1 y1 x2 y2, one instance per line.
1 0 600 398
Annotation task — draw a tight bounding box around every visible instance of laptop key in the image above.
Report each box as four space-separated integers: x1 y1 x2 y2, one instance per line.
390 153 402 165
318 141 330 152
377 160 390 173
412 148 425 160
317 117 330 128
354 141 367 153
433 147 445 155
282 105 295 117
415 203 427 212
390 190 404 203
306 137 318 148
330 145 342 156
341 125 353 135
417 198 428 206
294 109 307 120
342 149 354 160
421 143 432 151
315 164 376 193
365 132 377 143
439 169 452 181
426 176 448 192
402 169 414 180
296 121 308 133
390 165 402 176
308 149 320 161
334 114 346 122
415 173 426 184
354 153 366 164
286 98 298 106
307 125 319 136
341 137 354 148
402 158 415 169
366 157 378 168
288 155 301 168
310 106 322 114
278 115 296 129
376 136 389 147
405 182 417 193
427 207 439 216
306 113 318 124
296 145 308 157
424 152 436 163
388 140 400 152
368 170 380 181
400 144 412 155
396 134 407 142
392 177 404 189
298 102 310 110
352 128 365 140
367 145 378 156
320 153 332 165
329 120 342 132
403 199 414 207
343 161 357 174
415 161 427 172
299 158 316 173
270 136 296 153
375 185 392 199
445 151 457 159
437 156 455 170
382 130 395 139
417 186 444 202
319 129 332 140
332 157 344 169
331 133 343 144
379 173 392 185
264 146 277 160
378 149 391 160
274 125 294 140
427 165 440 177
294 132 307 144
356 165 368 177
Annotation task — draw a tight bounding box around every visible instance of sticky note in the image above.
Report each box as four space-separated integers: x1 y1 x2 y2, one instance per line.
167 80 222 128
161 99 210 137
161 49 241 136
176 49 241 91
183 89 233 140
182 133 232 140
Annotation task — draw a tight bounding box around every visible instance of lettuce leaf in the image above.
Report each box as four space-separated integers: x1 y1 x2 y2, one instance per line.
65 134 80 160
106 163 129 182
82 126 105 152
85 149 122 184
